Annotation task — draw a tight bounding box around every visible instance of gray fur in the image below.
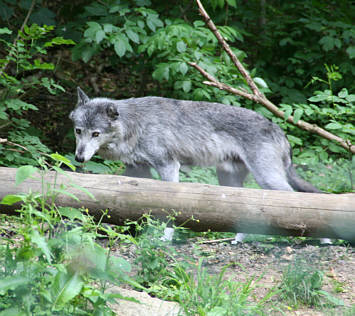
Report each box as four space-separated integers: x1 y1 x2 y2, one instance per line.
70 87 321 193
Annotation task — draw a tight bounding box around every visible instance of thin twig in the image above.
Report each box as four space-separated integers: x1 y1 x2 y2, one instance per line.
0 138 29 152
197 237 235 244
193 0 355 154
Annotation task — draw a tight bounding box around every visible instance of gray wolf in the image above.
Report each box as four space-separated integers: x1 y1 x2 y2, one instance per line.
70 87 321 194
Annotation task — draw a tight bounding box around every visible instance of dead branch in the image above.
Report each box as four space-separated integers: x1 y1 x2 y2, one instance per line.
193 0 355 154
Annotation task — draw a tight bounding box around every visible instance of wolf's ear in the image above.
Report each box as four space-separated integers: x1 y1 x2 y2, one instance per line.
106 103 119 120
77 87 90 105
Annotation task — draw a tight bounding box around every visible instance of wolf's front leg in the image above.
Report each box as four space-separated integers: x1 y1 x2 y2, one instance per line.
155 161 181 241
156 161 181 182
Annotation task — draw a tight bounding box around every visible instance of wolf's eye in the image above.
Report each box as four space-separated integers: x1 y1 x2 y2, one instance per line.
92 132 100 138
75 128 81 134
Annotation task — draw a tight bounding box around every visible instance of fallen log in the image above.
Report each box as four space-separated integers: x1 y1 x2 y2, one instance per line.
0 167 354 242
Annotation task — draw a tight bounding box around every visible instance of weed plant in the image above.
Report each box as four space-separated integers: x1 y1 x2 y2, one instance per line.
0 154 138 315
172 260 277 316
127 215 277 314
279 256 344 309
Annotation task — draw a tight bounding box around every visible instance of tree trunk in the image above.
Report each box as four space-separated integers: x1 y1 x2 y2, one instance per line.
0 167 354 242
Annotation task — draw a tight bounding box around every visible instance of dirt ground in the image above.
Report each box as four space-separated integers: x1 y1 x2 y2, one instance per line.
114 237 355 315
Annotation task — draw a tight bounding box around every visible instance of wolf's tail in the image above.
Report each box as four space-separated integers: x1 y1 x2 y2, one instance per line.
286 165 322 193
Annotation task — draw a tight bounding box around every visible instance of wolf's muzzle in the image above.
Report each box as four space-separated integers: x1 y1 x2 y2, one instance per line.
75 155 85 163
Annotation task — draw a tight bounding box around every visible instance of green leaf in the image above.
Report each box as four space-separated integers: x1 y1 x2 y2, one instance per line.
34 59 55 70
179 62 188 75
325 122 343 130
58 207 86 221
50 153 76 171
84 22 102 42
293 108 303 123
113 34 132 57
109 256 131 273
338 88 348 98
152 63 170 81
0 194 25 205
182 80 191 93
95 29 105 43
0 27 12 35
287 135 303 146
283 108 293 121
126 28 139 44
0 276 28 292
346 45 355 59
254 77 268 89
305 108 314 116
81 45 97 63
193 20 205 28
103 23 114 33
5 99 38 111
318 290 344 306
319 36 336 51
226 0 237 7
176 40 186 53
30 229 52 263
15 165 38 186
308 93 330 102
52 271 83 306
44 37 75 47
114 40 126 57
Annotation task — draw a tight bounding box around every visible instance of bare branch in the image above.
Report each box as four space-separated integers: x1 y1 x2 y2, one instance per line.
189 62 257 101
193 0 355 154
196 0 262 98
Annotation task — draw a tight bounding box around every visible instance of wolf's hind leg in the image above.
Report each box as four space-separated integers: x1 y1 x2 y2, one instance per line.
217 161 248 187
217 161 249 244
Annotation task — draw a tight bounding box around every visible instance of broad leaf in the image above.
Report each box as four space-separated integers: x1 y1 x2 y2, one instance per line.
50 153 76 171
0 194 25 205
325 122 343 130
293 108 303 124
15 165 38 186
0 276 28 292
51 271 83 306
30 229 52 263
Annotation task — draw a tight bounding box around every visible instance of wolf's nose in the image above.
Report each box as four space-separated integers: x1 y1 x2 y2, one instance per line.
75 155 84 163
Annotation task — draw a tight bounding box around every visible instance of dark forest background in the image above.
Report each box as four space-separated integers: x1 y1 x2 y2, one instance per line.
0 0 354 191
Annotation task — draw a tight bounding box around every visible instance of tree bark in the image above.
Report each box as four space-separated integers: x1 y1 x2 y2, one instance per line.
1 167 355 242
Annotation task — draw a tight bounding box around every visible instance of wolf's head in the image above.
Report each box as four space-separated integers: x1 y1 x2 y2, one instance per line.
69 87 121 163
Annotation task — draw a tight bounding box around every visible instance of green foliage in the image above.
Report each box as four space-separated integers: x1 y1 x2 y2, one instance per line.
247 1 355 103
173 260 276 315
279 257 344 308
295 158 354 193
139 19 258 103
72 1 165 62
0 24 74 167
128 213 185 292
125 214 276 313
0 156 135 315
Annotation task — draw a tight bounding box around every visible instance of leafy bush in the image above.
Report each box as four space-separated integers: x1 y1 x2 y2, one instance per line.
0 156 136 315
0 24 74 166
